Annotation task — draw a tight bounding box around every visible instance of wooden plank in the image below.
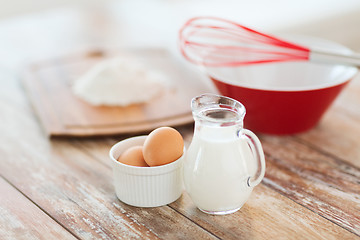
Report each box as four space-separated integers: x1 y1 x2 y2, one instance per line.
0 135 217 239
260 134 360 236
0 73 217 239
252 72 360 236
3 61 360 239
0 138 218 239
75 134 358 239
297 108 360 168
296 77 360 168
170 186 357 240
0 9 359 238
0 177 76 240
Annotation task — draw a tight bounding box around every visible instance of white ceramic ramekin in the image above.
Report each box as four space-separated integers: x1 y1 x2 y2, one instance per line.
109 136 184 207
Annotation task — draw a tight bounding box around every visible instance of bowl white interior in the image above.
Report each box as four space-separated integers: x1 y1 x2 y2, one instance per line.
206 35 358 91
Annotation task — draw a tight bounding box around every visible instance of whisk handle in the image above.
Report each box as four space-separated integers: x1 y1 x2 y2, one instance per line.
310 48 360 67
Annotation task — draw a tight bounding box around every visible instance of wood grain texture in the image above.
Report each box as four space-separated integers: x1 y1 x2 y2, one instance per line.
1 4 360 240
1 71 217 239
3 67 359 239
170 187 357 240
296 76 360 168
0 136 217 239
75 136 358 240
261 135 360 236
0 177 76 240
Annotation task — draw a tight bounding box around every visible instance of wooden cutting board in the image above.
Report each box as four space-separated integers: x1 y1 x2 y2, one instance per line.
22 48 214 137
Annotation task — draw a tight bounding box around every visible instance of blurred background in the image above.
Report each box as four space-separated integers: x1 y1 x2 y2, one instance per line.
1 0 360 29
0 0 359 71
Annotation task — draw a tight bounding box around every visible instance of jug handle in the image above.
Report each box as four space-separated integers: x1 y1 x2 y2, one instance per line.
239 129 266 188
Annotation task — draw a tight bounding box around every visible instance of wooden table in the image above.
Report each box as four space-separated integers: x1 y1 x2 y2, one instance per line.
1 3 360 239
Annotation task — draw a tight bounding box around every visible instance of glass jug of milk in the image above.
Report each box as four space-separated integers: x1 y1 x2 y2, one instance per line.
184 93 266 215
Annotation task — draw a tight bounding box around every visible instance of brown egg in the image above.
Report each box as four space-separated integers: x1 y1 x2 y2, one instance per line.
143 127 184 166
117 146 149 167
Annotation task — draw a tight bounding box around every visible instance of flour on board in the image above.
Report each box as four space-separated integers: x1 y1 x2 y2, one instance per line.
72 56 168 106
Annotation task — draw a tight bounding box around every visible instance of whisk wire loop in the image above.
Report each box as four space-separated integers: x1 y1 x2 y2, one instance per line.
179 16 311 67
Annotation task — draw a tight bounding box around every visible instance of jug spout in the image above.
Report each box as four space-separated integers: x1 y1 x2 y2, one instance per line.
191 93 246 140
191 93 245 125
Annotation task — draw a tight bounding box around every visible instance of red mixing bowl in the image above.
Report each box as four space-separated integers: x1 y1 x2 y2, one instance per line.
206 36 358 135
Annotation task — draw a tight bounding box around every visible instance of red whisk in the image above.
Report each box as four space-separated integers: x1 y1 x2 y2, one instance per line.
179 16 360 67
